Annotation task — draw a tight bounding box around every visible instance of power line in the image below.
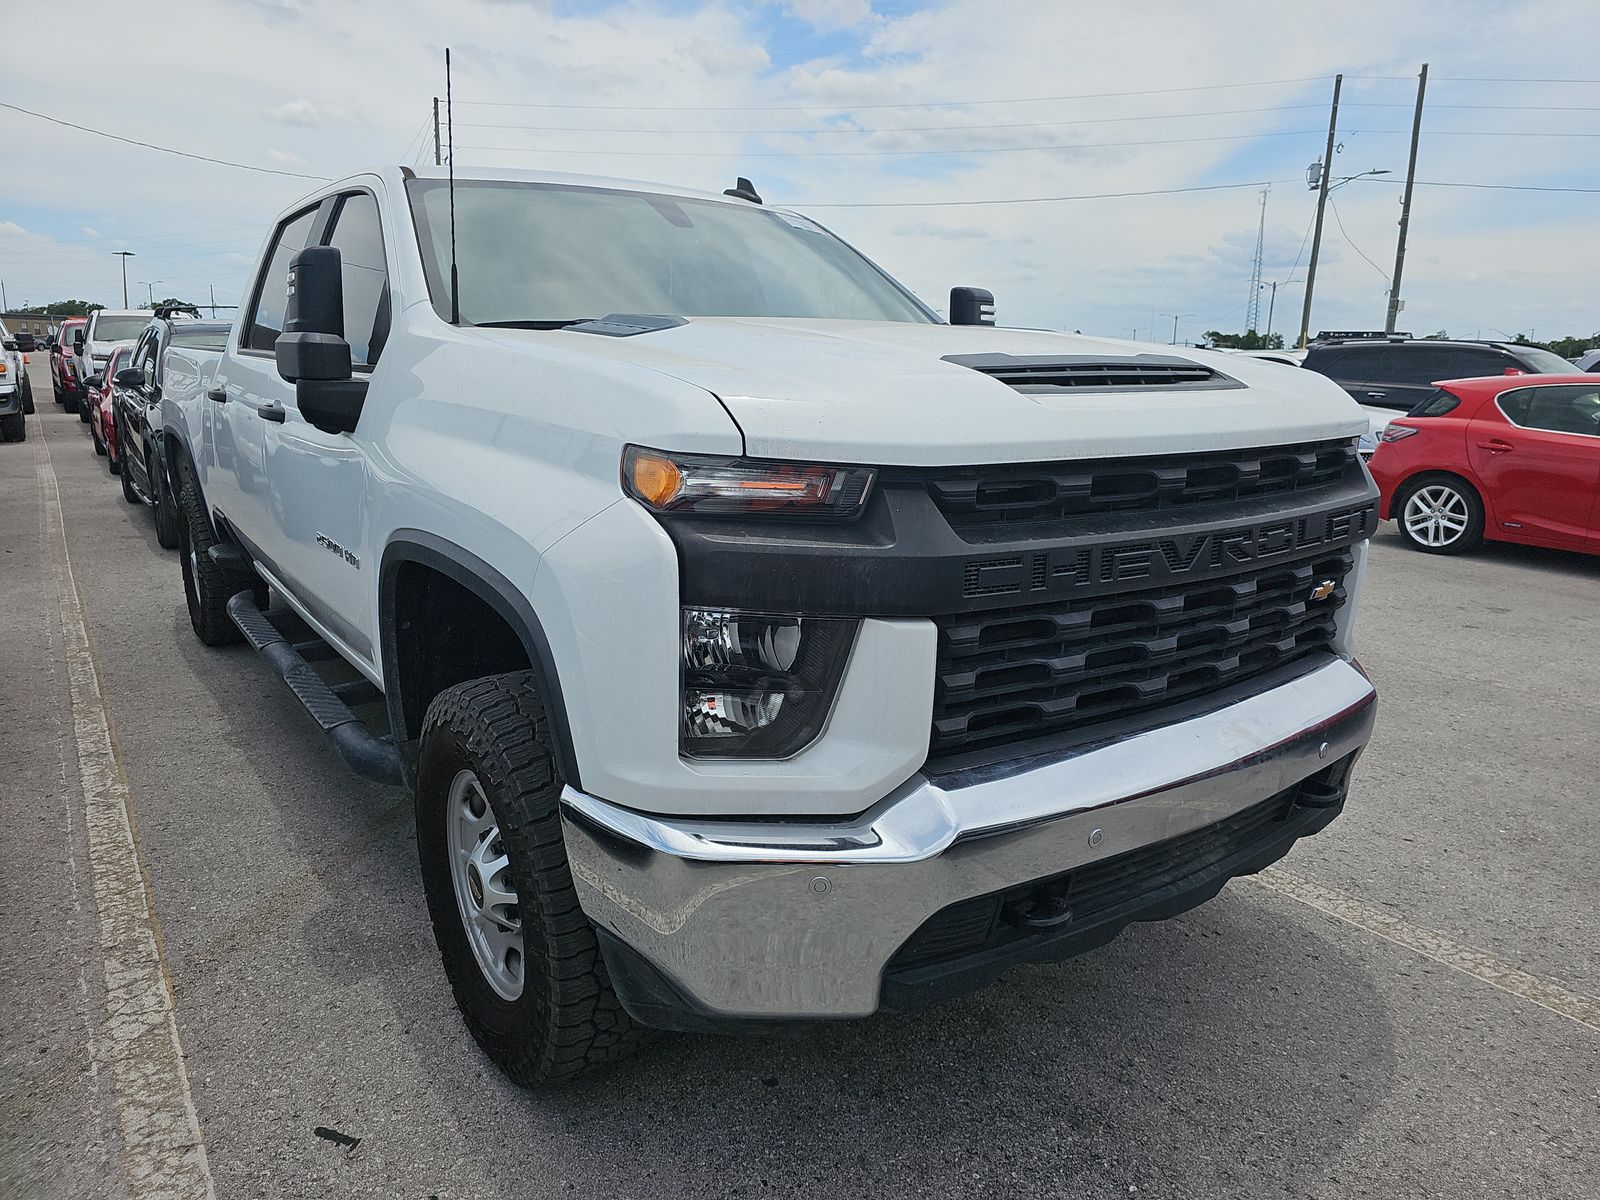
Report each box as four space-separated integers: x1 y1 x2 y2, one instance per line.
791 180 1299 209
790 174 1600 209
455 75 1340 112
1425 75 1600 84
456 99 1600 137
457 102 1333 136
464 124 1600 160
1327 197 1391 284
464 128 1328 158
1365 178 1600 193
0 102 330 180
1344 101 1600 112
0 223 264 247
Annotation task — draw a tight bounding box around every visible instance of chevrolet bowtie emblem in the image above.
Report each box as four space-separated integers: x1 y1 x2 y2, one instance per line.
1309 579 1337 602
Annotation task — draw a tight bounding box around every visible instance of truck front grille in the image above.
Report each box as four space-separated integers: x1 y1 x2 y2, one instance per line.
912 440 1357 532
930 546 1354 758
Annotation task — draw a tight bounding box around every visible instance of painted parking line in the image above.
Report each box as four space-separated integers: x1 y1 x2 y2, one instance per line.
36 419 216 1198
1253 866 1600 1035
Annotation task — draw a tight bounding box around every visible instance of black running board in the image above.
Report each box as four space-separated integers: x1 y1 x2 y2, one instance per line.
226 591 404 786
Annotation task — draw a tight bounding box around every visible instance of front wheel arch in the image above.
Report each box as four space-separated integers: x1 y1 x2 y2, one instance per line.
379 533 582 793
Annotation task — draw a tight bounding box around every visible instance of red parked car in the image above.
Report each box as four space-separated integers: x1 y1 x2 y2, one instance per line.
1369 374 1600 556
52 317 88 412
89 347 126 473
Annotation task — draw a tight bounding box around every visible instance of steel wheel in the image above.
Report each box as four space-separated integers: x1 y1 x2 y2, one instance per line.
445 769 525 1001
1402 483 1472 548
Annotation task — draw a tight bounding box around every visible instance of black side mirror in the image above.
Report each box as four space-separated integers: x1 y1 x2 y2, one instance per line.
73 332 85 351
85 374 104 391
114 367 143 387
949 287 996 326
275 245 366 435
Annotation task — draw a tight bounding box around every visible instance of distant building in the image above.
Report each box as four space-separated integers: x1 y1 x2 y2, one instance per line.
1 312 65 338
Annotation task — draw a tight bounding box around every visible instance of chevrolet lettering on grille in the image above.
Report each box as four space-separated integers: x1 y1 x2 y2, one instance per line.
961 501 1376 600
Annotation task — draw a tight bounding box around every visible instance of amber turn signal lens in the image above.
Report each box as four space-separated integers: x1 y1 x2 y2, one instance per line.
628 451 684 507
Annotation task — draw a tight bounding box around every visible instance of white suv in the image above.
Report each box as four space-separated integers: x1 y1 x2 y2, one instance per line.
162 165 1379 1082
0 319 34 442
71 308 153 420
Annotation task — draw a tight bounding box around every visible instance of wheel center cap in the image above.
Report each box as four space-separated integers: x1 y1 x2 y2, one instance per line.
467 864 484 908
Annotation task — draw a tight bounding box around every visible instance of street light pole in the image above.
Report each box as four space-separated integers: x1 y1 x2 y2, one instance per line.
1385 63 1428 335
113 251 135 307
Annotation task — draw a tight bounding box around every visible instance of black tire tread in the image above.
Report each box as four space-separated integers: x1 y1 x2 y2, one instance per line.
418 671 648 1084
152 455 181 549
176 475 245 646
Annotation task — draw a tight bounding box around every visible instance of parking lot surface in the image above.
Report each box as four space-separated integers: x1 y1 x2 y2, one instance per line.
3 355 1598 1199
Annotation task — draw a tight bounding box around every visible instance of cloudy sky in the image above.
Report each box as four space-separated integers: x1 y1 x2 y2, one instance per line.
2 0 1596 344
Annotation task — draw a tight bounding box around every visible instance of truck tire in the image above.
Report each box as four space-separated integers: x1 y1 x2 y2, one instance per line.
21 376 34 415
152 453 181 549
416 671 647 1084
176 478 246 646
120 453 139 501
1 412 24 442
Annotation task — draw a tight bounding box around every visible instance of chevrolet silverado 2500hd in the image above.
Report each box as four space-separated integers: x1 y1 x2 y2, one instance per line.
164 165 1378 1083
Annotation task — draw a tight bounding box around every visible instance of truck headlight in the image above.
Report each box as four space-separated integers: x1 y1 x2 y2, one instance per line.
624 446 875 521
681 608 856 758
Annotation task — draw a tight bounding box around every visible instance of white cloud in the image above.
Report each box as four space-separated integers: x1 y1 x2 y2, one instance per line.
0 0 1593 339
264 98 347 127
782 0 873 30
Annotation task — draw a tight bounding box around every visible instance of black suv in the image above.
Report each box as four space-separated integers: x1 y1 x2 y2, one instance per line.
1302 334 1576 413
111 306 231 548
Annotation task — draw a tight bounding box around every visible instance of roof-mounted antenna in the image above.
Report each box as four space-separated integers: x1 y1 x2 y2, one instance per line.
723 176 762 205
446 47 460 325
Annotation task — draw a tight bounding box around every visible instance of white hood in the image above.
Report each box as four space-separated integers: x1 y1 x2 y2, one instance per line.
490 318 1368 467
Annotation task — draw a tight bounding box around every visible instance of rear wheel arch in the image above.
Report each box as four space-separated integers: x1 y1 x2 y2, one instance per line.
380 533 582 792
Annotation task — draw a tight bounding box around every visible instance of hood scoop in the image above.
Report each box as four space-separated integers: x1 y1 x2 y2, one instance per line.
943 353 1241 394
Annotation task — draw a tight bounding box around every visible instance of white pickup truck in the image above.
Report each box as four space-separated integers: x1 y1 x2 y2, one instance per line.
163 165 1378 1083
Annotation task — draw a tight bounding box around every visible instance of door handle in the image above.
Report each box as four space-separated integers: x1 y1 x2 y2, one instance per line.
254 402 286 423
206 386 227 403
1365 391 1387 400
1477 438 1514 453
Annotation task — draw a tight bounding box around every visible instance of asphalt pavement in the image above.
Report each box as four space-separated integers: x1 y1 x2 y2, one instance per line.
2 352 1598 1199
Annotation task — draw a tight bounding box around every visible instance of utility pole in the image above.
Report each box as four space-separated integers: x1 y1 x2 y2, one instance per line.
433 97 442 166
113 250 135 307
1265 281 1279 339
1160 313 1192 345
1 278 6 311
1298 74 1342 350
1385 64 1428 335
209 284 216 318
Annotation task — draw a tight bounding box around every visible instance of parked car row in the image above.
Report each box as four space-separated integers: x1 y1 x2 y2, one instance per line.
54 304 229 546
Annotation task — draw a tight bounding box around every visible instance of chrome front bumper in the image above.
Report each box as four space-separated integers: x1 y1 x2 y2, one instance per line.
561 656 1377 1026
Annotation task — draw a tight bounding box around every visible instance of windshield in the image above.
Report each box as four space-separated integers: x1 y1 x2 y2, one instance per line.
92 315 151 342
1516 346 1579 374
406 179 932 326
